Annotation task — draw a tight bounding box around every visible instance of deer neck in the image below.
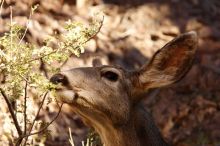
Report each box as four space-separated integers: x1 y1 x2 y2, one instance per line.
93 115 140 146
88 104 169 146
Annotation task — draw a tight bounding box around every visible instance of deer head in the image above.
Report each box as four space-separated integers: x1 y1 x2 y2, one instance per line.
50 32 197 146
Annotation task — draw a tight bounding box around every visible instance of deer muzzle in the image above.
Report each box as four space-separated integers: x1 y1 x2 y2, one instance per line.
50 73 78 103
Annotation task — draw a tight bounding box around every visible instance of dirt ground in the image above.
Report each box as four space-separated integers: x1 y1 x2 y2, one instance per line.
0 0 220 146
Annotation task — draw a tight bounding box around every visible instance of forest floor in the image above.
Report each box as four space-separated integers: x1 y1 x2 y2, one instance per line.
0 0 220 146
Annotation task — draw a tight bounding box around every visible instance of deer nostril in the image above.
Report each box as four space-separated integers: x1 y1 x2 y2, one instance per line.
50 73 68 85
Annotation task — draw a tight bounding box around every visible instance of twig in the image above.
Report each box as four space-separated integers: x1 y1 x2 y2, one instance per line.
14 81 29 146
18 74 30 84
0 0 5 26
24 81 28 135
26 16 104 63
23 92 48 146
22 103 63 138
19 8 33 45
17 103 63 146
0 0 5 21
69 127 74 146
82 15 104 45
28 50 57 63
0 88 23 137
10 6 13 51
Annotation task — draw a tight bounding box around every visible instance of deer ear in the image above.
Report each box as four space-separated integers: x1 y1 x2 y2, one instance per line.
134 31 198 90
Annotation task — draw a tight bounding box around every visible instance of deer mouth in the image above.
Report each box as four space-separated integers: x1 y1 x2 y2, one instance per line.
50 73 81 103
52 88 79 104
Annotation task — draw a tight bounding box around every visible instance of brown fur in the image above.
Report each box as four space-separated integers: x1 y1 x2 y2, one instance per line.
50 32 198 146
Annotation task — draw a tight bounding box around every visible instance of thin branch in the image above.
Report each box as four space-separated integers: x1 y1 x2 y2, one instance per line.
26 16 104 63
10 6 13 51
0 88 23 137
19 8 33 45
22 103 63 138
28 50 57 63
23 81 28 135
0 0 5 22
14 81 29 146
83 15 104 45
23 92 48 146
18 74 30 84
69 127 74 146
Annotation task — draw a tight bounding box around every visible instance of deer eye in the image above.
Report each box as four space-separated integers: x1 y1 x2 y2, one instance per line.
101 71 119 82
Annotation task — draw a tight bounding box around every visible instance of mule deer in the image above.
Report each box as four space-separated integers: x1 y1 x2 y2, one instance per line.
50 32 198 146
